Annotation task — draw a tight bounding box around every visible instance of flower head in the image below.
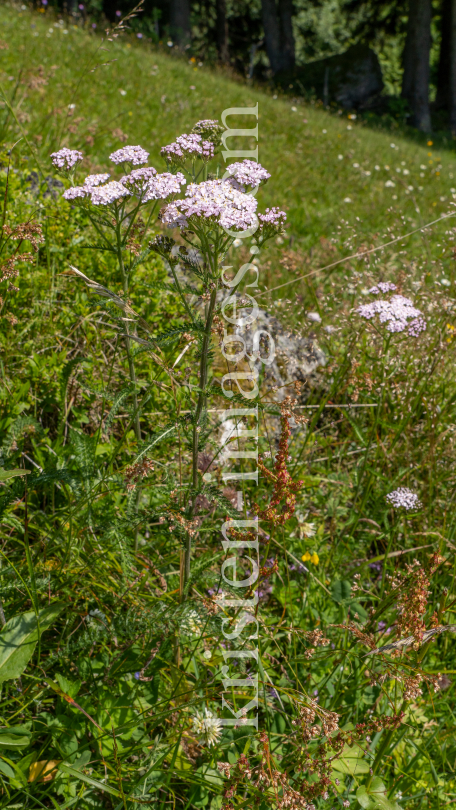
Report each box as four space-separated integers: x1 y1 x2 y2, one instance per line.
161 133 214 166
63 185 88 201
142 172 186 202
191 118 224 146
109 145 149 165
225 159 270 190
161 178 258 233
357 294 426 337
51 148 83 170
386 487 422 510
258 207 287 237
83 173 110 187
90 180 131 206
191 708 222 747
369 282 397 294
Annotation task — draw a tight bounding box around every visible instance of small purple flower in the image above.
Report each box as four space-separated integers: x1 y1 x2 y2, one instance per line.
369 561 382 572
377 621 386 631
92 22 97 28
137 32 143 38
115 9 121 16
78 3 84 9
134 671 141 680
42 0 48 5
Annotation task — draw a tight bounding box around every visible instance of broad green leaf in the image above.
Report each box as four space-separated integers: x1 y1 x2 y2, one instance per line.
331 744 370 775
58 762 122 797
356 778 401 810
0 468 31 482
55 672 81 699
331 580 352 603
0 728 31 749
332 758 370 775
0 602 64 683
0 758 16 779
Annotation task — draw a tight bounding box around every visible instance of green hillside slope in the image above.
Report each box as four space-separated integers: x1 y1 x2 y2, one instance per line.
1 3 456 252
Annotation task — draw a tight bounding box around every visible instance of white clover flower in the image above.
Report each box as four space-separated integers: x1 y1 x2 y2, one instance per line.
192 708 222 747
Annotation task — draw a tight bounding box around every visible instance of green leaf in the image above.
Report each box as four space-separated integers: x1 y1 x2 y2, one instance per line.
0 757 16 778
331 580 352 603
331 743 370 775
55 673 81 699
0 602 64 683
0 728 31 749
0 469 31 482
58 762 122 797
356 778 401 810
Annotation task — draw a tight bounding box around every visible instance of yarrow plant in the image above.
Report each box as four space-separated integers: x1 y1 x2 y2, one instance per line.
386 487 422 510
357 291 427 336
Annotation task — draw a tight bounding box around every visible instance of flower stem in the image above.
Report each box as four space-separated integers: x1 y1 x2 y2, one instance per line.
183 285 218 589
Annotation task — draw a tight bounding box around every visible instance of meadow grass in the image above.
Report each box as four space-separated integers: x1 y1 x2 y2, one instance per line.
0 4 455 810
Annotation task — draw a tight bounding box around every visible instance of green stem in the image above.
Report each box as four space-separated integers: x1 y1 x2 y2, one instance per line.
115 217 141 445
183 285 218 589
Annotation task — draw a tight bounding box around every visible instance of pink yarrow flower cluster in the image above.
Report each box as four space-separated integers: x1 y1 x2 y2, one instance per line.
161 179 258 232
258 207 287 236
161 134 214 164
357 294 426 337
90 181 131 205
225 160 270 190
109 145 149 165
369 282 397 294
122 168 186 201
386 488 422 510
83 173 110 187
51 148 83 170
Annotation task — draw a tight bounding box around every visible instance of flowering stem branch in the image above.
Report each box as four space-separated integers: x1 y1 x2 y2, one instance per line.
183 284 218 589
115 217 141 445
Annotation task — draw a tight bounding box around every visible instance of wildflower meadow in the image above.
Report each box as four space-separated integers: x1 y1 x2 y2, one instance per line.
0 3 456 810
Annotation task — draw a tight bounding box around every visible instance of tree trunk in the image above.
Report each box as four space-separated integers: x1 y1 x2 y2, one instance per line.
261 0 295 74
215 0 229 64
169 0 191 47
261 0 282 74
450 0 456 129
401 0 432 132
436 0 451 110
279 0 295 72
